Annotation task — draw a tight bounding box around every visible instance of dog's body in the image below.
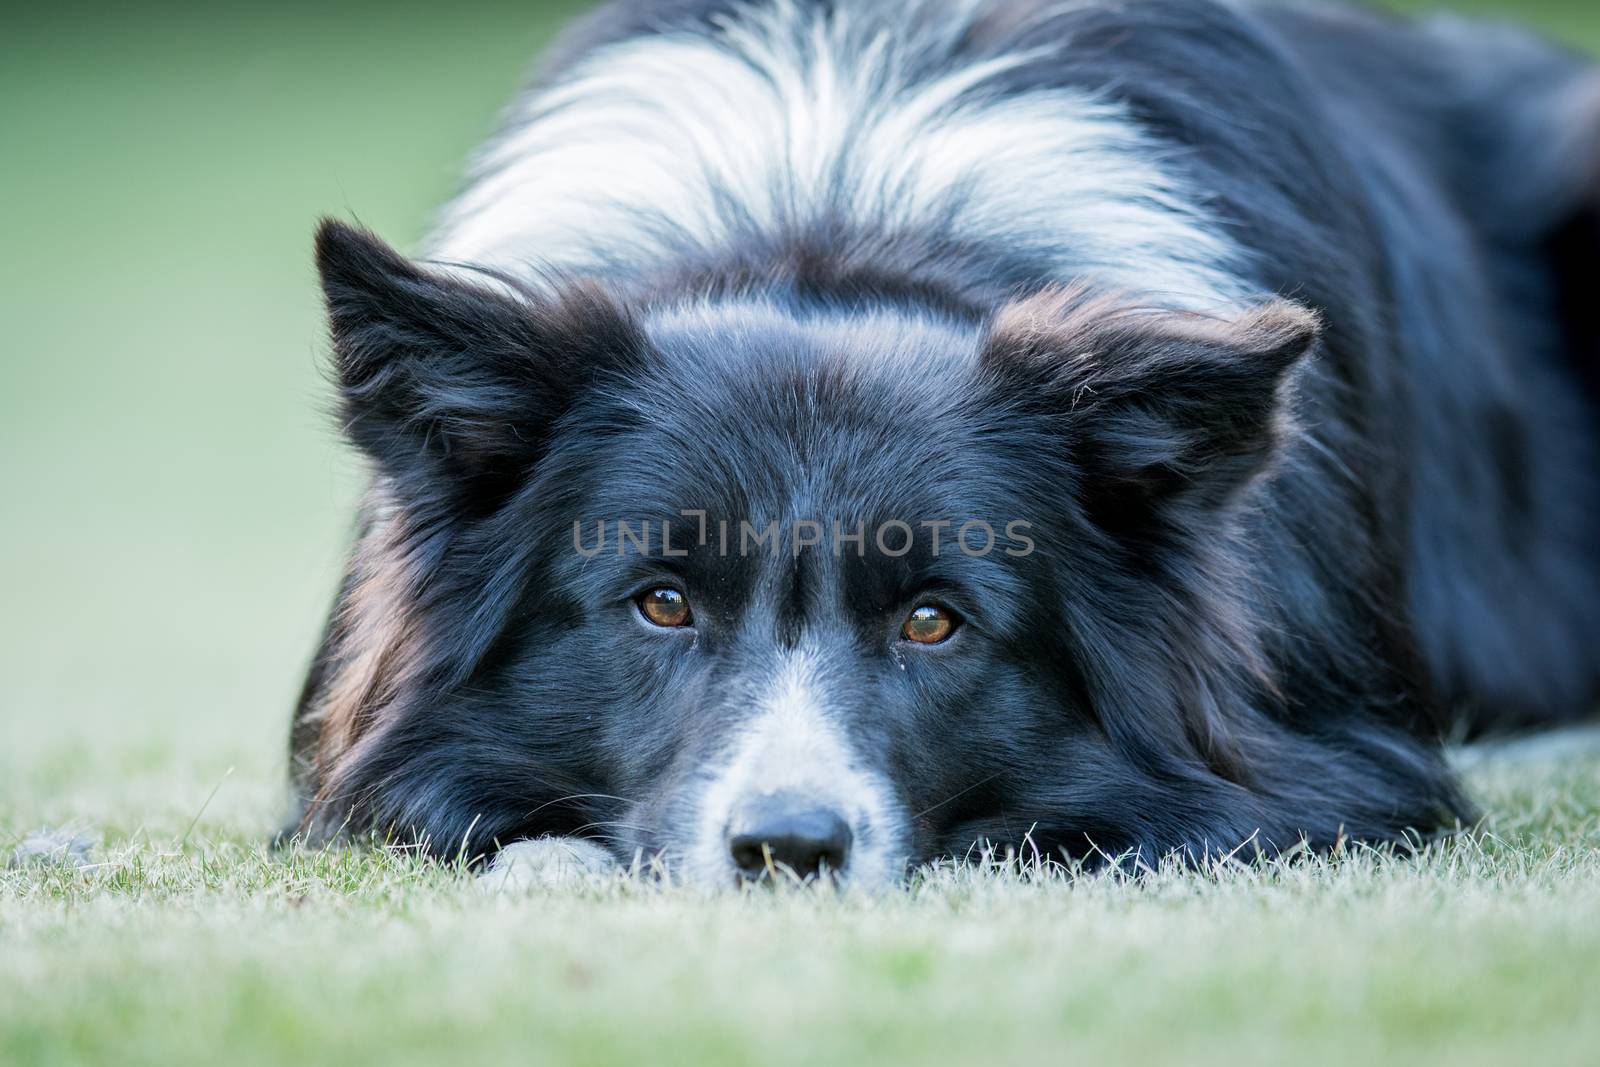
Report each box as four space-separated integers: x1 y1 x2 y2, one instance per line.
289 0 1600 886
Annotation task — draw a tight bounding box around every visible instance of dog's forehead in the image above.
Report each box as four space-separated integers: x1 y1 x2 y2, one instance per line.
642 297 979 363
603 300 989 506
551 302 1040 636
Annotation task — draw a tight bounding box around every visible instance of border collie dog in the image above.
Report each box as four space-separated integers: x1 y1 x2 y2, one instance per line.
290 0 1600 887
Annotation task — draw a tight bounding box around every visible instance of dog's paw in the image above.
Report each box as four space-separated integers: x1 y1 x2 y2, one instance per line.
479 837 616 893
8 826 98 870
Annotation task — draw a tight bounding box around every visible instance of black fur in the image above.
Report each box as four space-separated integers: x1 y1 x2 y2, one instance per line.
286 0 1600 877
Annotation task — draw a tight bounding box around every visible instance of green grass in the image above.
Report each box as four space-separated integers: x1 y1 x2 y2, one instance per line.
4 745 1600 1066
3 2 1599 1065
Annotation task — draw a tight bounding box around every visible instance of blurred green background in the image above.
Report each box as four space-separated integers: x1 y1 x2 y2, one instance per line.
2 1 1597 836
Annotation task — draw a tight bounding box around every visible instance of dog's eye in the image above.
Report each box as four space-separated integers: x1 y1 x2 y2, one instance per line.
638 587 693 628
902 604 957 644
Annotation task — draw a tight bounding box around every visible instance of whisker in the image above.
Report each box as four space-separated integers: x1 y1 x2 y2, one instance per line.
911 770 1007 821
568 819 652 837
520 792 637 821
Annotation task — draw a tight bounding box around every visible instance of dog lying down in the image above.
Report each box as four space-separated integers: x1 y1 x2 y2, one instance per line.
286 0 1600 890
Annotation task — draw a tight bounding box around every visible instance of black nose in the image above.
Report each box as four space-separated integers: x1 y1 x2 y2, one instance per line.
727 794 853 881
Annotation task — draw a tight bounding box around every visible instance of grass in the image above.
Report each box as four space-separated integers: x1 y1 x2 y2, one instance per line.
2 2 1598 1065
4 742 1600 1066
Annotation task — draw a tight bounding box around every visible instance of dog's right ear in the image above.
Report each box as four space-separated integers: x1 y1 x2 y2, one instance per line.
315 220 640 510
312 219 636 511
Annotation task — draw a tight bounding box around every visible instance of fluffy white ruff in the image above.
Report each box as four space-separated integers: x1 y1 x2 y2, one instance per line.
430 0 1252 311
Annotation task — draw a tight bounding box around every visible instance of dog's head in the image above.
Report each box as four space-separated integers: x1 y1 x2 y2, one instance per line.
297 221 1319 886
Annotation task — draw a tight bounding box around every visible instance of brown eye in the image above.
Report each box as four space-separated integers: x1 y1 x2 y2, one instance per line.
638 587 693 628
902 604 957 645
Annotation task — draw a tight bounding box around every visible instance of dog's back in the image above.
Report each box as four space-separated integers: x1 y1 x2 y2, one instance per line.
1252 3 1600 732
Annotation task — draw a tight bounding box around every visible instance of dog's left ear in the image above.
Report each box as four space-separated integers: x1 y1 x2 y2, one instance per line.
316 219 640 511
981 286 1320 526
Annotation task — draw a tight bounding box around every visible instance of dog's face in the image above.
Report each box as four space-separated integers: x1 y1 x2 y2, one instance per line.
308 222 1317 886
521 299 1064 886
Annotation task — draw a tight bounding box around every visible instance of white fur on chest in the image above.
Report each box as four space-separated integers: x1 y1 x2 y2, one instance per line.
430 0 1252 310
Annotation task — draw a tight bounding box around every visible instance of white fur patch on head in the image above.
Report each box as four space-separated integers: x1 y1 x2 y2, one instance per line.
429 0 1253 311
685 648 905 888
479 836 616 893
